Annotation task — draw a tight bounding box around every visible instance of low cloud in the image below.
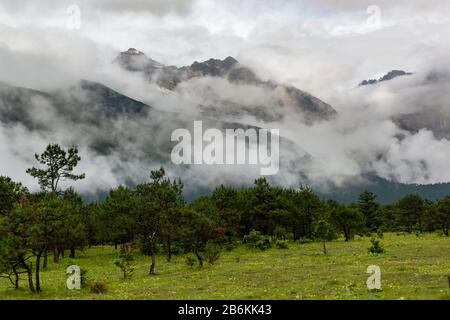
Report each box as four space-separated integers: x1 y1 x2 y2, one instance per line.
1 0 450 198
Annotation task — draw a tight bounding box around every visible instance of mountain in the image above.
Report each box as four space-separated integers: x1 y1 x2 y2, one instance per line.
359 70 413 86
2 53 450 202
0 80 313 198
320 176 450 204
357 68 450 139
114 48 337 124
393 111 450 140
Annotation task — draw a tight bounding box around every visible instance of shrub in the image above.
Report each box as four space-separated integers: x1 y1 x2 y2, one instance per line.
273 226 290 240
138 236 160 256
204 242 221 265
275 240 289 249
243 230 264 244
244 230 272 250
297 237 313 244
224 240 239 252
376 229 384 239
224 243 235 252
90 281 107 294
80 268 88 287
255 238 271 251
114 244 134 280
368 237 385 254
185 256 196 268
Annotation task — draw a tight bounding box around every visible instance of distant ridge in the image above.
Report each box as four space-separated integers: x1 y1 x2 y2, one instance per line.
359 70 413 86
113 48 338 124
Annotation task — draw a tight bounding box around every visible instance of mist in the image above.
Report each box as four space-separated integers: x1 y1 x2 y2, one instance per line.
1 0 450 199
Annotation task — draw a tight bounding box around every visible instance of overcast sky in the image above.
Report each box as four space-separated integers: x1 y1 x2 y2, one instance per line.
1 0 449 95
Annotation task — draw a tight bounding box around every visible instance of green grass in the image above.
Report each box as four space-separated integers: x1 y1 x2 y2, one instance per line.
0 233 449 300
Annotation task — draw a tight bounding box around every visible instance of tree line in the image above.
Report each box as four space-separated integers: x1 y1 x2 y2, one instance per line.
0 144 449 292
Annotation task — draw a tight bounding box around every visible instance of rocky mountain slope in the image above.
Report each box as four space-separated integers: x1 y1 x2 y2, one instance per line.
0 80 312 198
114 48 337 124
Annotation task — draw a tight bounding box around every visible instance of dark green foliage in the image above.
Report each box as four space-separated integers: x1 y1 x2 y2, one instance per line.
243 230 264 244
185 256 196 268
135 168 184 274
100 186 137 247
178 202 222 267
114 244 135 280
204 242 221 265
80 268 88 287
330 204 364 241
243 230 272 251
297 237 313 244
275 240 289 249
314 219 337 255
368 237 385 254
0 193 86 292
273 226 290 241
241 178 278 235
291 186 323 241
376 229 384 239
26 144 85 194
255 238 271 251
211 185 241 243
358 191 381 231
396 194 425 233
0 176 28 216
62 188 87 258
437 197 450 236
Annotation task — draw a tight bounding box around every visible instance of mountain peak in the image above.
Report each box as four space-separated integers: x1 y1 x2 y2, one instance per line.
190 56 239 77
124 48 144 55
114 48 163 72
379 70 413 82
359 69 413 86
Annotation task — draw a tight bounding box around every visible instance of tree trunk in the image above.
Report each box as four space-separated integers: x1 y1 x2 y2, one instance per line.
323 241 327 255
149 253 156 275
147 232 157 275
53 247 59 263
35 253 42 292
24 262 35 293
166 235 172 262
343 227 349 242
114 243 118 250
12 265 19 289
195 250 203 268
292 227 298 241
14 274 19 289
69 247 75 258
43 251 48 270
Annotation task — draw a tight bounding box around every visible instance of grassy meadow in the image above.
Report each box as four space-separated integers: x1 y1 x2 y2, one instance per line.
0 233 448 300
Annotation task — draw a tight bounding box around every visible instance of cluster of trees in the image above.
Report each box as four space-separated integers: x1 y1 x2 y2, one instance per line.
0 144 449 292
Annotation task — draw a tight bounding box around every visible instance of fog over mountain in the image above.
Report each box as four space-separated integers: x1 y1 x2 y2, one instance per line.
1 0 450 201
